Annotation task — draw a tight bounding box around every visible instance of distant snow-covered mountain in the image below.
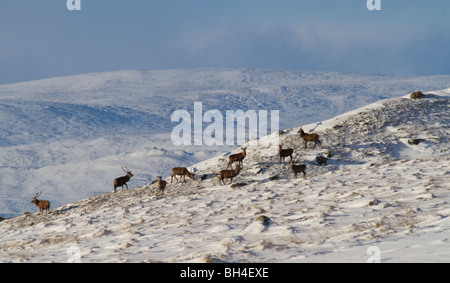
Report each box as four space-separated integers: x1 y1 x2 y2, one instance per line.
0 68 449 218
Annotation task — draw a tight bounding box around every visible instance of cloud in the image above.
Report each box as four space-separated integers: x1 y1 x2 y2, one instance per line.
176 23 439 75
1 1 449 85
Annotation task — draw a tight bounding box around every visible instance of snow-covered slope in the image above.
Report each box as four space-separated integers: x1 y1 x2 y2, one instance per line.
1 69 450 218
0 88 448 262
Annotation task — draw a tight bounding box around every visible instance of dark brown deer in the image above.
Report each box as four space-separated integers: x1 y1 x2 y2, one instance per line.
298 128 322 149
227 147 247 169
31 192 50 216
157 176 167 195
290 160 306 179
171 167 195 183
219 165 240 185
113 167 134 191
278 144 293 164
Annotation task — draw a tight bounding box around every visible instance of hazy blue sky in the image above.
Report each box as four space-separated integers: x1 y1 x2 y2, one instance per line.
1 0 449 84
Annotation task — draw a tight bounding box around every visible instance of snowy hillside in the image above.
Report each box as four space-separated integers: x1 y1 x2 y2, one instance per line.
1 68 450 218
0 88 448 262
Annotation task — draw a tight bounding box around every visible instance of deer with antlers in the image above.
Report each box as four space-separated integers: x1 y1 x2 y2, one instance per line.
171 167 195 183
31 192 50 216
113 167 134 191
227 147 247 169
298 128 322 150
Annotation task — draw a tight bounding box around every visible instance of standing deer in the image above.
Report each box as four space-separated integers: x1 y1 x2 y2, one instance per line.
31 192 50 216
171 167 195 183
298 128 322 149
157 176 167 195
113 167 134 191
219 165 241 185
227 147 247 169
278 144 293 164
290 160 306 179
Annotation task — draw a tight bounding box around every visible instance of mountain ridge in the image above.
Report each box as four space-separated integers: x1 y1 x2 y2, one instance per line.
1 68 449 218
1 88 449 262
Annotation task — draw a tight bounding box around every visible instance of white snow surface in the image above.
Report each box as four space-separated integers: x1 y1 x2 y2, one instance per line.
0 69 449 262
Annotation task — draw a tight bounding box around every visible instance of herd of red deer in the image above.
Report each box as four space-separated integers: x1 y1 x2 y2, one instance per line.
31 128 322 216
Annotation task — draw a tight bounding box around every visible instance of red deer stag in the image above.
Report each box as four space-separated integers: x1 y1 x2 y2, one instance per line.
171 167 195 183
278 144 293 164
227 147 247 169
31 192 50 216
298 128 322 149
157 176 167 195
290 160 306 179
219 165 240 185
113 167 134 191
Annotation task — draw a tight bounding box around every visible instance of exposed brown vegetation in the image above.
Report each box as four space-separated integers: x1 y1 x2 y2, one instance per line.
316 156 328 165
410 91 424 99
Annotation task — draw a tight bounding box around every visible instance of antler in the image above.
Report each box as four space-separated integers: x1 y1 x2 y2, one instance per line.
34 191 43 198
122 166 131 173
